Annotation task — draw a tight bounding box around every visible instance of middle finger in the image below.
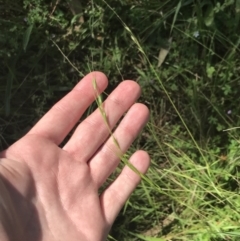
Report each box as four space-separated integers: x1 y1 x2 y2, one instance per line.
63 80 141 162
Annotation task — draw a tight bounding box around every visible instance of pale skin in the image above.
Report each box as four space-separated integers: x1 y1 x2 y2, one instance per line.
0 72 150 241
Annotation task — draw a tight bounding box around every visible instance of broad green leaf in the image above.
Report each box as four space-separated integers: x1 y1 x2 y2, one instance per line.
23 24 34 52
235 0 240 25
206 65 215 79
70 13 83 26
236 0 240 12
204 4 214 27
170 1 182 34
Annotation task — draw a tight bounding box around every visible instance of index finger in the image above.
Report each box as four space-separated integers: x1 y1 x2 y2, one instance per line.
27 72 108 145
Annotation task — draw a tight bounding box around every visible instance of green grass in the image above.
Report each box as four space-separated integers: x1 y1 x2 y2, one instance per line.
1 0 240 240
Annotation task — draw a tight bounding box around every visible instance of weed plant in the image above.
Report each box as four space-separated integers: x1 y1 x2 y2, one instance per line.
1 0 240 240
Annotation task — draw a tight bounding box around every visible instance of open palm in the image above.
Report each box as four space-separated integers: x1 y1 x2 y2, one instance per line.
0 72 150 241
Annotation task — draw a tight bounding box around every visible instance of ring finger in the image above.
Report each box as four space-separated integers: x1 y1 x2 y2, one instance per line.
89 103 149 188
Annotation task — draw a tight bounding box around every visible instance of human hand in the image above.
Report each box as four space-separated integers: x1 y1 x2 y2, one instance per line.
0 72 150 241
